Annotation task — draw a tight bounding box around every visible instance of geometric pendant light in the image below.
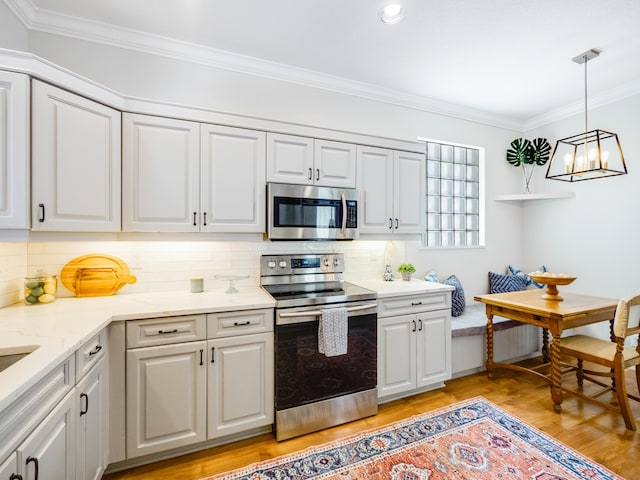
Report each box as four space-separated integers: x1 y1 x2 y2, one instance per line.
546 49 627 181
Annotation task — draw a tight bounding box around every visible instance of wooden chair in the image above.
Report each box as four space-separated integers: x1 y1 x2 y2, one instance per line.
558 293 640 430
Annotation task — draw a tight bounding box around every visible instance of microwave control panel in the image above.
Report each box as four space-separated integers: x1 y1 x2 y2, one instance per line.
346 200 357 228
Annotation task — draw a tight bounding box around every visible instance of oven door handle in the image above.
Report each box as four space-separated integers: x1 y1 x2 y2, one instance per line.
278 303 377 319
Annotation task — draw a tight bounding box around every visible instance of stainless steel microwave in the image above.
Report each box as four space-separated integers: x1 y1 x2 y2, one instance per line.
266 183 358 240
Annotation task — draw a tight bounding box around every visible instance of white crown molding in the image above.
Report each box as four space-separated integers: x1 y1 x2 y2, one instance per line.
523 79 640 132
4 0 526 131
6 0 639 133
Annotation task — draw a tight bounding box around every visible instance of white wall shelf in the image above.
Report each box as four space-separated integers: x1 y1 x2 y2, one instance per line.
495 192 575 201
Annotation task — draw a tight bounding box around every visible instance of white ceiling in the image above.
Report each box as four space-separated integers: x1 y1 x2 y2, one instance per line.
6 0 640 129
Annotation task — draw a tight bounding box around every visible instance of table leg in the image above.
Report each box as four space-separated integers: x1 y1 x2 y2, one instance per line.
485 311 495 379
541 328 549 363
550 329 563 413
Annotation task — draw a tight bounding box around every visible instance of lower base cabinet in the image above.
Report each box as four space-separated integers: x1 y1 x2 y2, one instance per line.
124 309 274 460
76 357 107 480
207 332 274 438
0 453 18 479
377 292 452 400
19 389 77 480
126 341 208 458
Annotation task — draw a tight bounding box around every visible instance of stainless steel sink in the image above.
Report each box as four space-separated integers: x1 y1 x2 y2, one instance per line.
0 345 39 373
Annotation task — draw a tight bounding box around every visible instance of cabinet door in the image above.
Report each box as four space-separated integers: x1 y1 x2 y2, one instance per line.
377 314 416 398
416 310 452 388
76 358 107 480
122 113 200 232
19 389 76 480
393 151 425 234
201 124 265 232
356 145 394 233
0 71 29 229
266 133 314 185
126 341 207 458
31 80 121 232
0 452 18 479
207 332 274 439
314 139 356 188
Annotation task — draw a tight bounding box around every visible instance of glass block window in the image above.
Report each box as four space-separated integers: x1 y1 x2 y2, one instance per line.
425 141 482 247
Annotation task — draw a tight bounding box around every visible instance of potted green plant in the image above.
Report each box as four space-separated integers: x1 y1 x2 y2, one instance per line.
506 137 551 194
397 263 416 281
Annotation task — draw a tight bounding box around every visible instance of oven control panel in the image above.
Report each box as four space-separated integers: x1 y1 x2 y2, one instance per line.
261 253 345 276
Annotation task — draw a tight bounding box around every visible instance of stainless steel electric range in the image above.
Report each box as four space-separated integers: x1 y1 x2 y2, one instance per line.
260 253 378 441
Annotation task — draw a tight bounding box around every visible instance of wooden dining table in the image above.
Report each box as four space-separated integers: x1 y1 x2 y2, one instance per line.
474 289 618 413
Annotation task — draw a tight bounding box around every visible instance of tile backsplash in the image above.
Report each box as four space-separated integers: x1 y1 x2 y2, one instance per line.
0 239 408 306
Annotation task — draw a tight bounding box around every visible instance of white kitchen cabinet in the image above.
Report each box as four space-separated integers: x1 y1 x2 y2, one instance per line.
31 80 121 232
201 124 266 232
76 357 107 480
18 388 76 480
207 309 274 439
0 452 18 479
357 146 425 234
377 292 451 400
122 116 265 233
126 340 207 458
207 332 274 438
266 133 356 188
0 70 29 229
122 113 200 232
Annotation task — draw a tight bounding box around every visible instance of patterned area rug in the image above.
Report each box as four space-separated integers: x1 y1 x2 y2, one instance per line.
206 397 623 480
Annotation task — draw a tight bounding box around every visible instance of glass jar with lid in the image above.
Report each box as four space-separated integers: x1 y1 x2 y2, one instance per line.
24 271 57 305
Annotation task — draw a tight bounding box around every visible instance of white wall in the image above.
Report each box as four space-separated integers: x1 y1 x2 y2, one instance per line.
0 27 529 306
525 94 640 299
0 2 28 51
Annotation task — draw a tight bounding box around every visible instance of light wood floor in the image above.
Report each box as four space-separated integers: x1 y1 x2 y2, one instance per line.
104 364 640 480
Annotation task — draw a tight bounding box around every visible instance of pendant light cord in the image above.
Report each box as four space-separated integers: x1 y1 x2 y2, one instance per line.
584 53 588 134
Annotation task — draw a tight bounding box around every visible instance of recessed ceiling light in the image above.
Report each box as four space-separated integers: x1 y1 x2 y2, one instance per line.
378 4 404 24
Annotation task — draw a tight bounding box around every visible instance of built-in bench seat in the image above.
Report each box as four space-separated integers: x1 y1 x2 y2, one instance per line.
451 303 541 378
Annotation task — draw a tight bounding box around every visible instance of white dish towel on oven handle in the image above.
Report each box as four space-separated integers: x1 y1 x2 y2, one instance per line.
318 307 348 357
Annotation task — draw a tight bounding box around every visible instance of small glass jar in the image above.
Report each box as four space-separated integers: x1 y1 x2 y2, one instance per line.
24 272 57 305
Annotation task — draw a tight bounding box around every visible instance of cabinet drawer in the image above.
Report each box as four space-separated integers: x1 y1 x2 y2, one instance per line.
76 328 106 381
378 292 451 317
0 356 74 462
208 309 273 338
126 315 206 348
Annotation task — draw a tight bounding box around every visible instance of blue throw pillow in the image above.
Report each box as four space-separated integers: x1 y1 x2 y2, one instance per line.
424 270 439 283
489 271 527 294
443 275 465 317
508 264 547 288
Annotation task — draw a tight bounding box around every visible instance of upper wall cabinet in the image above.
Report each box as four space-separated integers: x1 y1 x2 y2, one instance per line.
266 133 356 188
31 80 121 232
122 113 200 232
200 124 265 233
123 114 265 233
357 146 425 234
0 71 29 229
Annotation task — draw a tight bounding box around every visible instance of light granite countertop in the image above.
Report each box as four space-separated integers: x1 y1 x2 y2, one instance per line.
353 278 454 297
0 287 275 412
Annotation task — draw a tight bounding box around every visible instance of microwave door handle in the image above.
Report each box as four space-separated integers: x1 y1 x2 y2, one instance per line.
341 193 347 234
